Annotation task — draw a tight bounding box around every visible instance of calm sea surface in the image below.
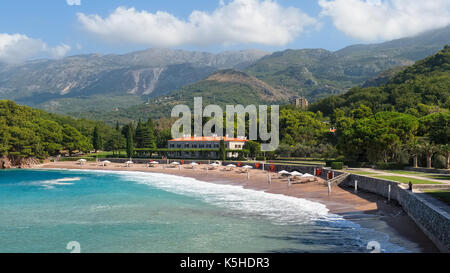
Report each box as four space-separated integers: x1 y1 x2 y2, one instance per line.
0 169 410 253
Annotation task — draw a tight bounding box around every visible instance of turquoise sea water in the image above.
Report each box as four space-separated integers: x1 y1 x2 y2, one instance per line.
0 169 409 253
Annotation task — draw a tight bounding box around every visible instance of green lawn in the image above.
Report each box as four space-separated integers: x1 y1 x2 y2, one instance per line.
372 175 443 185
424 190 450 205
386 170 426 175
385 170 450 181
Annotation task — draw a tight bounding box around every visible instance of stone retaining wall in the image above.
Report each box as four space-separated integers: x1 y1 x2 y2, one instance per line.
340 174 450 252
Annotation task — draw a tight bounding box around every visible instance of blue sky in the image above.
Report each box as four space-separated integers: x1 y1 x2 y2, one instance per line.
0 0 449 62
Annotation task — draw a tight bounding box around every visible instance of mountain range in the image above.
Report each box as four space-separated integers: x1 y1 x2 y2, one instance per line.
0 25 449 123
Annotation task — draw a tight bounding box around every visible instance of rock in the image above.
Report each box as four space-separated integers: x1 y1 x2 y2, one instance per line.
0 156 12 169
0 156 40 169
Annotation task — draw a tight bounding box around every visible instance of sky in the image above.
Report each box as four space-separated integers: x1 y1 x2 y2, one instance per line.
0 0 449 63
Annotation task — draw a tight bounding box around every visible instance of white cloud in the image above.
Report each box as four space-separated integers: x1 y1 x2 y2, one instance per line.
319 0 450 41
0 34 71 63
67 0 81 6
77 0 317 47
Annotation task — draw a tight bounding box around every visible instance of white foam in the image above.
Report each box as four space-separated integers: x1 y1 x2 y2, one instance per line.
27 177 80 189
64 170 340 225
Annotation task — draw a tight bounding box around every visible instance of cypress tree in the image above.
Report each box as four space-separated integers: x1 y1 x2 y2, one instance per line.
126 126 134 159
146 118 156 149
92 126 103 152
219 139 226 161
135 119 145 148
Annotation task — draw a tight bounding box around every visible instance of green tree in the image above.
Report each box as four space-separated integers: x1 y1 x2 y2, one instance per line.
219 139 226 161
156 129 172 148
406 139 423 168
438 144 450 169
126 126 134 159
420 112 450 144
115 121 120 132
420 142 439 169
134 120 146 148
135 119 156 149
244 140 261 159
0 120 10 156
62 125 92 156
105 131 125 156
92 126 103 152
336 112 418 163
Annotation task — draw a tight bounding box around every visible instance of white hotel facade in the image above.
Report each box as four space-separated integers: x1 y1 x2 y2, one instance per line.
167 136 248 159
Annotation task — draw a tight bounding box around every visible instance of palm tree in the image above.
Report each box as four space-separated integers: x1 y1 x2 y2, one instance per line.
421 142 438 169
439 144 450 169
406 139 423 168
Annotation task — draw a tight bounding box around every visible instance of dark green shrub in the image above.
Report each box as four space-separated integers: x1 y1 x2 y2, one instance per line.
331 162 344 170
346 161 370 168
433 155 446 169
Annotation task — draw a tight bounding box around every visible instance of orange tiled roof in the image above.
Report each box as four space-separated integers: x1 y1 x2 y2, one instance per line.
169 136 248 142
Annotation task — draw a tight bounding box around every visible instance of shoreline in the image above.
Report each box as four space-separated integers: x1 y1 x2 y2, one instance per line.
37 162 439 253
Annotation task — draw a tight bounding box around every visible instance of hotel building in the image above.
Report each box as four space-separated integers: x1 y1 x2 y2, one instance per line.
167 136 248 159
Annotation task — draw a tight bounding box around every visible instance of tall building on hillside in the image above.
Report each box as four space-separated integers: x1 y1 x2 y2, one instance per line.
291 97 309 108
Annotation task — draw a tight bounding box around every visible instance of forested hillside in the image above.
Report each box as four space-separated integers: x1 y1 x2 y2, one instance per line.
310 45 450 116
268 46 449 169
0 100 115 159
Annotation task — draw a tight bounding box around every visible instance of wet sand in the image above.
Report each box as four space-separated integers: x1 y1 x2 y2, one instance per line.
39 162 439 253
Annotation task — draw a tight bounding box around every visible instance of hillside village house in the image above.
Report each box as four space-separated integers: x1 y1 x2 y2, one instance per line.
167 136 248 159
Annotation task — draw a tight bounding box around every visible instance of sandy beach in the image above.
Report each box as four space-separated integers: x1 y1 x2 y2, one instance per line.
39 161 439 252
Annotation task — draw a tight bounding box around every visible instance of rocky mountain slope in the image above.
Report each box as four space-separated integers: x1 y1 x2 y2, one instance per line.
0 48 269 109
246 25 450 101
1 25 449 123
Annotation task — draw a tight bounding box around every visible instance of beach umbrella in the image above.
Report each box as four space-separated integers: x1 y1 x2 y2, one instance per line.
150 161 159 164
278 170 290 175
190 162 199 166
78 159 87 165
210 163 220 167
226 164 237 168
102 160 111 166
242 165 253 169
125 161 134 167
290 171 303 177
301 173 314 178
171 162 180 165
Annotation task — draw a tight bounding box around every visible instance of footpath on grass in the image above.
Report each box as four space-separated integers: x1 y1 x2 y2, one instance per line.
347 168 450 185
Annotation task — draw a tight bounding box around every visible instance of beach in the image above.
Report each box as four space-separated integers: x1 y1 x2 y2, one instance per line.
39 161 439 252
